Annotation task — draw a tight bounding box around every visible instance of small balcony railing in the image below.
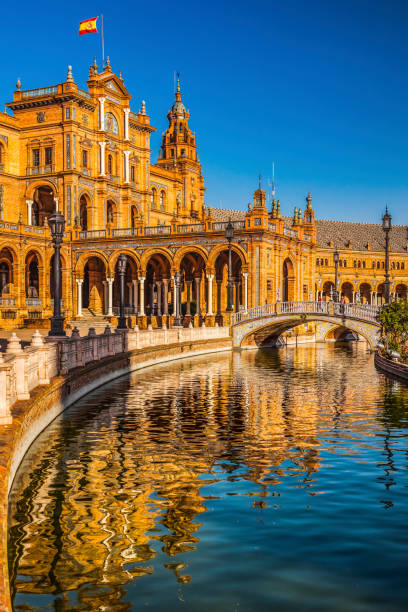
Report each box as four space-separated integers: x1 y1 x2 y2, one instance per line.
21 86 58 99
112 228 138 237
212 220 245 231
144 225 171 236
177 223 205 234
79 229 107 239
0 297 16 306
26 298 41 307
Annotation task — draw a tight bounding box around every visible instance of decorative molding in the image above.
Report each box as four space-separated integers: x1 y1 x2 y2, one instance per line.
150 181 168 192
79 177 95 187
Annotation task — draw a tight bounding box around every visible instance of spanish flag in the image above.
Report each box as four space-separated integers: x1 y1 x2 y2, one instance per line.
79 17 98 35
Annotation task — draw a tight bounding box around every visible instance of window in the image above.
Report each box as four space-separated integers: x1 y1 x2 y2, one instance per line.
130 165 135 182
402 263 405 270
171 149 175 157
181 148 186 157
0 144 4 168
107 154 113 174
179 122 183 133
325 259 328 266
353 260 357 268
160 191 165 208
45 147 52 165
65 107 70 120
151 188 156 208
32 149 40 167
82 150 88 168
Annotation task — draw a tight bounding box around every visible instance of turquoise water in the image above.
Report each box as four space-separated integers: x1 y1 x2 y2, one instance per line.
8 344 408 611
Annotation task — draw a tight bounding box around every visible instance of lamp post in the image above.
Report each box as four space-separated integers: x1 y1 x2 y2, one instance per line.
117 253 127 329
333 250 340 302
225 219 234 312
173 270 183 326
48 211 66 337
382 206 392 304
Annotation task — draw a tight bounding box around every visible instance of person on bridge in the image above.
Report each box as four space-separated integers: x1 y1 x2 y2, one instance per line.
340 295 346 314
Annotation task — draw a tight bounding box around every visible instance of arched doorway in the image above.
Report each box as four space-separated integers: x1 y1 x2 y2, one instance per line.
395 284 407 299
0 247 14 295
113 255 138 314
359 283 372 304
282 258 295 302
322 281 334 300
83 257 106 313
31 186 55 226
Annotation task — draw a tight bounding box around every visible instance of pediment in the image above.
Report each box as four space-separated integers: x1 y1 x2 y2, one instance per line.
100 74 131 99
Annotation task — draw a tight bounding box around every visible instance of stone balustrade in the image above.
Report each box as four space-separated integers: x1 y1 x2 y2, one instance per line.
0 324 228 424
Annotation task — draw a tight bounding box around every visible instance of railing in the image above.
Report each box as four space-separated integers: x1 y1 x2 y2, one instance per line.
79 229 107 239
231 301 380 325
144 225 171 236
113 306 136 315
112 228 138 237
21 86 58 99
177 223 206 234
77 88 92 101
212 220 246 231
283 227 298 238
0 222 19 231
26 298 41 307
0 297 16 306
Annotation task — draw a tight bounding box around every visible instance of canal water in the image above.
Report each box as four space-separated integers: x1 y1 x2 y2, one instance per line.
8 344 408 611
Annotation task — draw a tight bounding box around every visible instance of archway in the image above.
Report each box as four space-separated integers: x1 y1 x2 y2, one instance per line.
322 281 334 300
113 255 138 314
83 257 106 313
282 258 295 302
395 284 407 299
32 186 55 226
359 283 372 304
325 326 359 342
179 251 206 320
341 282 353 303
214 249 244 316
145 252 172 317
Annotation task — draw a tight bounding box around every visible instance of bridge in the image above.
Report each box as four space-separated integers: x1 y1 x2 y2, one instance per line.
231 301 381 349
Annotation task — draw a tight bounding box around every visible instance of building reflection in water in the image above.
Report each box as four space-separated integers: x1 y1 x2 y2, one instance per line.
8 344 408 610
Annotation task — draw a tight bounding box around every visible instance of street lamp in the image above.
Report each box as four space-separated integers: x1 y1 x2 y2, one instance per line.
333 250 340 302
225 219 234 312
173 270 183 326
382 206 392 304
117 253 127 329
48 211 66 336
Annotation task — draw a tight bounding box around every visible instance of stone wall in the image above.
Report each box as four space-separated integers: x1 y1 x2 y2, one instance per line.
0 326 232 611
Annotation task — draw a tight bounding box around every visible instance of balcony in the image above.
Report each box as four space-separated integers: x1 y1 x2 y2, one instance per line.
145 225 171 236
0 297 16 306
212 220 245 231
283 227 298 239
177 223 205 234
21 86 58 99
112 228 138 237
79 229 107 239
27 165 55 176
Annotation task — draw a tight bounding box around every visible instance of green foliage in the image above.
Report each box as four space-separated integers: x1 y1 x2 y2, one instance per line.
378 299 408 362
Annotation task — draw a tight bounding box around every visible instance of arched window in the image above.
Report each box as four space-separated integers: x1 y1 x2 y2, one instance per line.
131 206 137 229
160 190 165 209
107 154 113 175
79 197 88 231
151 188 157 208
107 201 114 224
0 144 4 169
179 122 183 133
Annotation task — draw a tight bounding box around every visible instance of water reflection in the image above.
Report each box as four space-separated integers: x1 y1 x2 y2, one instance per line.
8 344 408 611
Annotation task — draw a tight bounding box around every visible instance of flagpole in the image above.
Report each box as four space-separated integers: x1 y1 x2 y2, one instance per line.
101 14 104 66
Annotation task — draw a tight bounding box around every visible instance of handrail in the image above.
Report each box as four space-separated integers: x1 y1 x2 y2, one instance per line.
231 301 380 325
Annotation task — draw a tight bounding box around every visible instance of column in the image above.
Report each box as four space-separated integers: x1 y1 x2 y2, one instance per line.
150 281 155 314
138 277 145 316
206 274 214 315
352 290 355 303
123 150 130 183
132 279 138 314
234 280 240 311
99 141 107 176
103 280 108 314
186 280 192 316
26 200 32 225
54 197 59 212
107 277 114 316
157 281 162 316
99 97 106 130
127 282 133 307
370 291 375 305
195 276 201 316
162 279 169 315
242 272 249 310
76 278 83 317
124 108 130 141
216 279 222 316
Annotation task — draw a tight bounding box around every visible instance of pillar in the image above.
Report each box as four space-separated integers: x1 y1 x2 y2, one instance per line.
99 141 107 176
206 274 214 315
99 97 105 130
107 277 114 316
186 280 192 316
234 279 240 311
124 150 130 183
26 200 32 225
157 280 162 316
195 276 201 316
138 277 145 316
242 272 248 310
124 107 130 141
103 280 108 314
132 279 138 314
127 282 133 307
216 279 222 316
76 278 83 317
162 279 169 315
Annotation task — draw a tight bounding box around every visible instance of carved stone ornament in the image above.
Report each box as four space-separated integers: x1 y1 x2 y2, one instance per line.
37 112 46 123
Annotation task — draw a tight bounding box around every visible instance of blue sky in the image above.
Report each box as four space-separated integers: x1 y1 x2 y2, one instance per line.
2 0 407 224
